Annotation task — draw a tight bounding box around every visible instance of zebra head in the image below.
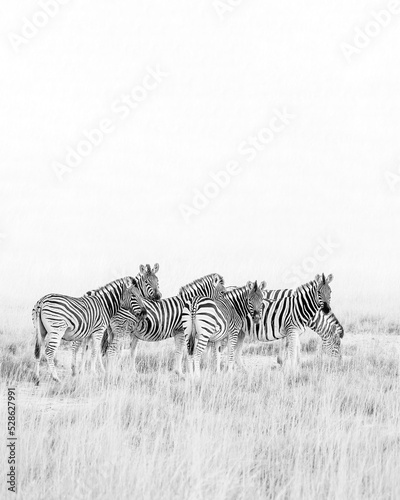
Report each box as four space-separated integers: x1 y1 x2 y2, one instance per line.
212 273 226 299
315 273 333 314
311 309 343 358
121 278 147 320
138 263 162 300
246 280 266 324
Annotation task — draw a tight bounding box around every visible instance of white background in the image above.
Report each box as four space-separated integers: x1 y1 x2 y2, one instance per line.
1 0 399 326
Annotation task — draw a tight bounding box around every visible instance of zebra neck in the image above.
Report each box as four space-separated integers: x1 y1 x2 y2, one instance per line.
293 282 320 322
93 281 124 317
226 287 248 315
134 273 147 296
180 283 210 301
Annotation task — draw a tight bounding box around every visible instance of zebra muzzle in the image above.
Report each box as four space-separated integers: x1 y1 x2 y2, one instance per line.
321 302 331 314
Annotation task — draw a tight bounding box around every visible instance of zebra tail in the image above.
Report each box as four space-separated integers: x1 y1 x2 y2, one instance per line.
101 327 111 356
33 302 45 360
187 304 197 356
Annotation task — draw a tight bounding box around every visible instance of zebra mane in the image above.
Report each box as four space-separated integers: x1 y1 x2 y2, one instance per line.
294 280 317 295
225 284 246 295
85 276 136 296
264 288 295 298
178 273 224 295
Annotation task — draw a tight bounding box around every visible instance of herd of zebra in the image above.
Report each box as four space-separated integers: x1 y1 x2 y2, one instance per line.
32 263 343 383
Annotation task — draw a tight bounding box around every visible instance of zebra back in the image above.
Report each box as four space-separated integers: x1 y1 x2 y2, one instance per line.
178 273 225 302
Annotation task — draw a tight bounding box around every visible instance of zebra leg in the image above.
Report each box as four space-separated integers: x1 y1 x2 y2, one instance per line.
104 338 120 376
213 342 222 373
286 329 300 369
76 337 90 374
173 332 185 378
193 335 209 377
71 340 81 376
277 337 286 365
192 347 202 377
234 330 246 372
91 331 106 375
227 330 239 372
44 331 63 382
130 336 139 371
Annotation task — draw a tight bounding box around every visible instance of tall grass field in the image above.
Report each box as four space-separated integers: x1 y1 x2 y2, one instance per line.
1 313 400 499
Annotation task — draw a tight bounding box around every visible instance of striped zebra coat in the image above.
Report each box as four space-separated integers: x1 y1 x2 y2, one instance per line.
71 264 161 375
276 309 343 364
103 273 226 376
182 281 265 375
215 275 342 367
32 275 150 383
252 274 336 366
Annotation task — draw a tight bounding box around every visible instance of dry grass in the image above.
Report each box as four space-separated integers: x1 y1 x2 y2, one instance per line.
1 322 400 499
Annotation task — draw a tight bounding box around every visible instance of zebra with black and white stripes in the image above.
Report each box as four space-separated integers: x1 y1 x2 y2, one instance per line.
251 273 336 367
103 273 226 376
32 266 159 383
309 309 343 357
182 281 265 375
71 264 161 374
276 309 344 364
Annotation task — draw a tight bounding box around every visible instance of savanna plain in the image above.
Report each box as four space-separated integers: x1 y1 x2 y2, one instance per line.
1 307 400 500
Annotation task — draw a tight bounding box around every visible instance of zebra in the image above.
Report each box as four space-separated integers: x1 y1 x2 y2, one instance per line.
310 309 343 357
276 309 344 365
32 275 150 383
250 273 336 367
102 273 226 376
71 263 161 374
182 281 265 376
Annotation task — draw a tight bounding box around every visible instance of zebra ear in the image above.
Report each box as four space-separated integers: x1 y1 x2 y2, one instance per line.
326 274 333 284
123 277 134 289
259 281 267 291
315 274 321 283
139 265 146 274
213 275 221 286
153 263 159 274
246 281 253 290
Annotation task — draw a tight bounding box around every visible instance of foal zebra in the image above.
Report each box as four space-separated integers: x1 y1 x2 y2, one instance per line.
277 309 343 365
103 273 226 376
71 263 161 374
252 273 336 367
182 281 265 375
32 277 147 383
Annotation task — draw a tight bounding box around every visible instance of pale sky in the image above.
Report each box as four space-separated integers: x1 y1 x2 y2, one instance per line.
1 0 399 324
